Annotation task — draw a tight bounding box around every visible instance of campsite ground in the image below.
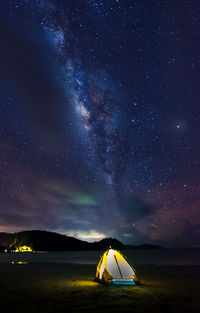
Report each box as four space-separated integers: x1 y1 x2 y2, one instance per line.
0 263 199 313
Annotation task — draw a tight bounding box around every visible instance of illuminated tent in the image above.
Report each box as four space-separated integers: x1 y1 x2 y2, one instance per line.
95 248 139 285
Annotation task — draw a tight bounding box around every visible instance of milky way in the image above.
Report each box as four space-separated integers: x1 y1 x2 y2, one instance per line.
0 0 200 246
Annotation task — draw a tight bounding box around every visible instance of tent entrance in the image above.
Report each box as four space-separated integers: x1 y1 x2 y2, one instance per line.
114 255 123 279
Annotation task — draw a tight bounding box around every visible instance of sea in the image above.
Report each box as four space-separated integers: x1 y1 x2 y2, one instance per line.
0 249 200 265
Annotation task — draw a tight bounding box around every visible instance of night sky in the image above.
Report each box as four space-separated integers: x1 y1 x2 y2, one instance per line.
1 0 200 247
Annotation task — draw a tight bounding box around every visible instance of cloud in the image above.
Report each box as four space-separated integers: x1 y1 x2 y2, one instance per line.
151 221 200 248
117 194 154 221
0 158 101 234
65 230 106 242
122 233 133 238
115 225 151 245
179 222 200 247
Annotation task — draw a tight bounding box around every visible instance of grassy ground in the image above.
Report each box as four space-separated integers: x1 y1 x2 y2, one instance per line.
0 263 199 313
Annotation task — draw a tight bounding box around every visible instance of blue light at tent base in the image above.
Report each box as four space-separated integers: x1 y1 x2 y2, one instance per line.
112 281 136 285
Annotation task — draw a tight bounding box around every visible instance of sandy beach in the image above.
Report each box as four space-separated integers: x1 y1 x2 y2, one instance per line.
0 263 199 313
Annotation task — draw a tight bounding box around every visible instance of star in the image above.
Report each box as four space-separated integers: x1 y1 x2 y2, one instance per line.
0 0 199 248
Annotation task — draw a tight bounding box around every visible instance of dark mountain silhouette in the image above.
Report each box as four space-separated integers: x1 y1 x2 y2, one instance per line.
0 230 163 251
90 237 125 250
0 230 126 251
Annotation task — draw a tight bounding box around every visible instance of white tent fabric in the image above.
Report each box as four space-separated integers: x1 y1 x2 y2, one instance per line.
106 249 134 279
96 248 138 284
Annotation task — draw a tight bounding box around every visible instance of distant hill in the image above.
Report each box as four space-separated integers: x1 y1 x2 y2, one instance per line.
0 230 163 252
0 230 126 252
91 237 125 250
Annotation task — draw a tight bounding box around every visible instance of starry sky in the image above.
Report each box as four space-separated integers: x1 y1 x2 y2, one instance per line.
0 0 200 247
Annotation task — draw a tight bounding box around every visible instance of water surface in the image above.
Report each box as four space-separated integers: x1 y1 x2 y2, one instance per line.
0 249 200 265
